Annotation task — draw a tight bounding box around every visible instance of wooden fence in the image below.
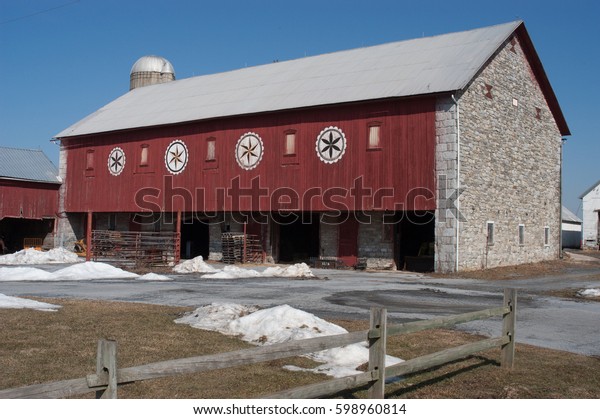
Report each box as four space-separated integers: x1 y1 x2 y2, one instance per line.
0 289 517 399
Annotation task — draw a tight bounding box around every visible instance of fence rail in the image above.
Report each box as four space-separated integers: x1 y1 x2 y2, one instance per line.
0 289 517 399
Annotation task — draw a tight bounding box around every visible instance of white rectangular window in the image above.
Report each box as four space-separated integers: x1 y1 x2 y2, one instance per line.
487 222 495 246
140 145 149 166
544 226 550 246
519 224 525 246
368 125 381 149
206 139 216 161
285 132 296 155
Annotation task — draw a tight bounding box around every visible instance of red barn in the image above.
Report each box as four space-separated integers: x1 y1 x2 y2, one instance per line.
0 147 60 252
55 21 569 272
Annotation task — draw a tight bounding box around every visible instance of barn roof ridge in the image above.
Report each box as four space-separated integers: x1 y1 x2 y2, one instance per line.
56 20 568 139
579 180 600 199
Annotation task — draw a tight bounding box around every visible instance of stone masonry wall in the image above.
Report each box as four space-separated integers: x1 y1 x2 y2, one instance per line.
456 36 562 270
435 97 459 272
358 212 395 269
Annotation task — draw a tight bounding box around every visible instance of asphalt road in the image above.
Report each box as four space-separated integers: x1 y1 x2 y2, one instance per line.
1 262 600 356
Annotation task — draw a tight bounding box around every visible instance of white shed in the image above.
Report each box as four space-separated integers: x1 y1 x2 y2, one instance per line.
561 206 582 249
579 180 600 249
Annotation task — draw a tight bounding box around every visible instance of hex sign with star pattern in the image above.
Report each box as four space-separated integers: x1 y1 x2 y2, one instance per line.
235 132 264 170
315 126 346 164
107 147 125 176
165 140 189 175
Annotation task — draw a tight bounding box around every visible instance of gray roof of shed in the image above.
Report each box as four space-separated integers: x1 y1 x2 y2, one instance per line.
57 20 558 139
0 147 60 184
562 206 582 224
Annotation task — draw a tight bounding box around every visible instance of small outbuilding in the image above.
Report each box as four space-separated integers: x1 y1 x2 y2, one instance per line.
561 206 582 249
0 147 61 253
579 180 600 250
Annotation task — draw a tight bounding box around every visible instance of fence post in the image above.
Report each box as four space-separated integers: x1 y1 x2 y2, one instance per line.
95 339 118 399
368 307 387 399
501 289 517 369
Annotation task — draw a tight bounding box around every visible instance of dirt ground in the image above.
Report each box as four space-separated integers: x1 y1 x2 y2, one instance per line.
1 299 599 399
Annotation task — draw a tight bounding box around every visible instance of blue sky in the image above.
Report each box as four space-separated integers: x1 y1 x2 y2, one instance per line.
0 0 597 214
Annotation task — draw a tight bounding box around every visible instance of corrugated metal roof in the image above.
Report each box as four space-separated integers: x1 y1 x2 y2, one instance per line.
562 206 582 224
56 21 522 139
0 147 60 184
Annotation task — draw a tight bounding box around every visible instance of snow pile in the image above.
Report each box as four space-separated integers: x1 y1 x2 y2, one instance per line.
203 265 263 279
578 288 600 298
201 263 315 279
0 262 139 281
52 262 139 280
0 267 55 281
176 302 261 332
0 247 80 265
173 256 218 273
138 273 172 281
0 293 61 311
176 303 402 378
262 263 314 278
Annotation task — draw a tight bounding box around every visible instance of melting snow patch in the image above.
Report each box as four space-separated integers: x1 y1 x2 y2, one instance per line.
173 256 218 273
176 303 402 378
0 267 55 281
578 288 600 298
0 262 139 281
138 273 172 281
0 293 61 311
52 262 139 280
262 263 314 278
203 265 263 279
0 248 80 265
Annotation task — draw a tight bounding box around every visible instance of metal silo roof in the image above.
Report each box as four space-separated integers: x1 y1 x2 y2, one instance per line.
130 55 175 75
57 21 552 139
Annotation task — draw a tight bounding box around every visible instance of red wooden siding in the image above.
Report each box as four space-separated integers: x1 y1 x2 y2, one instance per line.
0 179 59 220
63 97 436 213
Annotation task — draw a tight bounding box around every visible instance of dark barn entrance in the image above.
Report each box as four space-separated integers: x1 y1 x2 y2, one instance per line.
395 211 435 272
0 217 54 253
180 216 209 259
274 213 319 263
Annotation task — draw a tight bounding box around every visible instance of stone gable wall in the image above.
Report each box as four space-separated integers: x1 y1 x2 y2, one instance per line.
456 35 562 270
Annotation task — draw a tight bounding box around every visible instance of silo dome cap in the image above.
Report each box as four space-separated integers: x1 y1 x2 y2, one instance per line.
130 55 175 75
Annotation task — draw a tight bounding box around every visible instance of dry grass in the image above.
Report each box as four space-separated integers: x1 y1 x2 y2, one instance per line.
1 299 599 399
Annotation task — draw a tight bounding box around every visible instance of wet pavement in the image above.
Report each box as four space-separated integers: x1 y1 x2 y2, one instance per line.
1 262 599 356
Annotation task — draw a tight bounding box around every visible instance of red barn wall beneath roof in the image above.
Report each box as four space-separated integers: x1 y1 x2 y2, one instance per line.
0 179 59 220
62 97 436 214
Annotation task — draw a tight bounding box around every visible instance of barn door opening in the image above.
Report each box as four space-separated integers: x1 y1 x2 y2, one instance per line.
180 216 209 260
275 212 319 263
395 211 435 272
338 215 359 267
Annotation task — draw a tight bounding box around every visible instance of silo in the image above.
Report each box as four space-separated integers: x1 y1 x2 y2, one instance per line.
129 55 175 90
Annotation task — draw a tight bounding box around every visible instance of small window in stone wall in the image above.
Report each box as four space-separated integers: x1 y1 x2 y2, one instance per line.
483 83 493 99
535 107 542 120
487 222 495 246
518 224 525 246
544 226 550 247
